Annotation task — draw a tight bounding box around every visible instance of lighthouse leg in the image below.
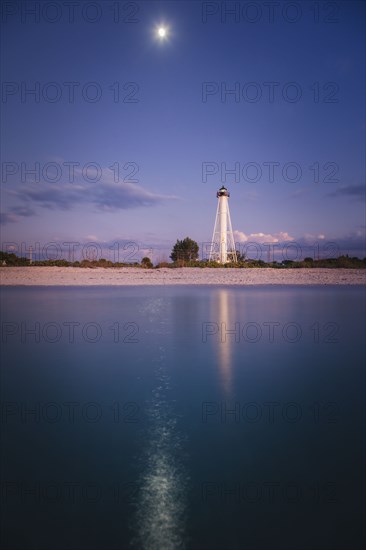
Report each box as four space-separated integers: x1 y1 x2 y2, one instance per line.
219 196 228 263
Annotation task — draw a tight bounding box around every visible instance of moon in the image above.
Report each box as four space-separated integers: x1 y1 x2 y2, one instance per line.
154 23 170 42
158 27 167 38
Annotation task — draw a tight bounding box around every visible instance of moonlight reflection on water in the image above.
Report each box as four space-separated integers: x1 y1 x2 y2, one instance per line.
134 300 188 550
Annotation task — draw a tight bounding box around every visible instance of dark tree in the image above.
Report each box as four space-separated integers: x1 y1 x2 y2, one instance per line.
170 237 199 262
235 250 246 262
141 256 153 268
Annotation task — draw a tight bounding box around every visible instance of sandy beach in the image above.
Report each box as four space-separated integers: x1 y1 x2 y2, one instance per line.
0 267 365 286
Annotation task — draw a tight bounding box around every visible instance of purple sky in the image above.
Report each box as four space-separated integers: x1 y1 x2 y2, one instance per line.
1 0 365 262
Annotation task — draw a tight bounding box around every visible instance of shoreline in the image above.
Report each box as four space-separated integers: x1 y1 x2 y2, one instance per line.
1 267 365 286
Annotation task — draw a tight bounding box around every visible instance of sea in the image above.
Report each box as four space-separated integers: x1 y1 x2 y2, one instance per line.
1 285 365 550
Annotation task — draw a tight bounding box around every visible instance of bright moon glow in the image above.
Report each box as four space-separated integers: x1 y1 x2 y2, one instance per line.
158 27 167 38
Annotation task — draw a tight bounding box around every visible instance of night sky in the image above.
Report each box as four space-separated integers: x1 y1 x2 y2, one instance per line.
1 0 365 262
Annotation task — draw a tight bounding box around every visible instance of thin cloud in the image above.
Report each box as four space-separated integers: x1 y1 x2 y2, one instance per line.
10 206 36 217
234 230 294 243
288 187 313 199
0 212 18 225
8 181 179 214
0 206 36 225
327 185 365 199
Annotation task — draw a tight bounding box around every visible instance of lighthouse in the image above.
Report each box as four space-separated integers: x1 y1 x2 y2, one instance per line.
209 186 237 263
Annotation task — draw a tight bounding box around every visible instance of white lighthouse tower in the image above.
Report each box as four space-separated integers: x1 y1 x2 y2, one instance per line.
209 186 237 263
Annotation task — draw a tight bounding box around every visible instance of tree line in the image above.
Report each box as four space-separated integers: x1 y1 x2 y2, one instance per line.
1 239 365 269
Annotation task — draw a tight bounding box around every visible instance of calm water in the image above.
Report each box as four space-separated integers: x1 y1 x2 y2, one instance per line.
1 285 365 550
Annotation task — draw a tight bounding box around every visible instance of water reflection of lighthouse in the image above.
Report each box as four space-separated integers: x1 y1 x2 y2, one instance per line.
215 289 235 397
